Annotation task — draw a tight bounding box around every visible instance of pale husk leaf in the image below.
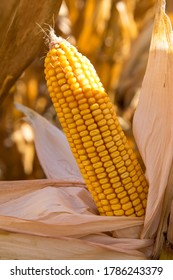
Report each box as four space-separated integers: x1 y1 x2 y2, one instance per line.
0 180 152 259
15 103 83 183
133 0 173 239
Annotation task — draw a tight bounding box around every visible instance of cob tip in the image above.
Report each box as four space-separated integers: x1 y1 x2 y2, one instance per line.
49 28 70 50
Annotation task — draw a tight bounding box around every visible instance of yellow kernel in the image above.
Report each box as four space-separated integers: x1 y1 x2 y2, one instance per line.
97 172 107 179
122 201 132 211
110 176 120 184
90 103 99 111
113 209 125 216
86 146 96 153
102 131 111 138
61 84 70 92
95 167 105 174
79 103 89 111
92 109 101 116
127 187 136 195
48 69 56 77
140 192 146 200
97 145 106 153
87 171 95 178
110 198 119 205
134 180 141 187
103 160 112 168
100 178 109 184
98 207 104 214
93 162 103 169
107 193 116 200
142 199 147 208
114 186 124 194
71 133 80 140
77 125 86 132
92 135 101 142
94 139 104 147
102 108 110 115
89 175 98 182
111 204 121 210
81 135 91 142
106 165 115 173
80 130 88 137
132 198 140 207
118 166 126 174
116 161 124 169
98 193 106 200
105 211 114 216
56 78 65 86
91 156 100 164
88 152 97 159
136 209 145 217
98 119 107 127
85 119 94 126
70 83 80 91
71 108 79 115
123 154 129 161
90 129 99 136
95 187 102 193
110 150 120 159
131 175 138 182
127 165 135 173
83 141 93 148
68 77 77 84
103 188 113 195
120 171 130 180
101 155 110 162
113 135 120 142
69 101 78 108
64 113 73 119
88 124 97 131
100 125 108 132
108 170 119 179
76 118 84 126
117 191 127 199
125 208 135 216
102 205 112 212
113 156 122 164
102 183 111 189
107 119 114 126
73 114 81 121
120 197 129 205
73 88 82 95
101 199 109 206
135 203 143 212
122 178 131 185
130 193 138 201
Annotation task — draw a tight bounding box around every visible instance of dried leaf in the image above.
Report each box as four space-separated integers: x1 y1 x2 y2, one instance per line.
0 0 62 103
15 103 84 182
0 180 152 259
133 0 173 239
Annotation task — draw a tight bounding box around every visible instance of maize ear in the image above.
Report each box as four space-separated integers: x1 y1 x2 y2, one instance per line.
44 30 148 217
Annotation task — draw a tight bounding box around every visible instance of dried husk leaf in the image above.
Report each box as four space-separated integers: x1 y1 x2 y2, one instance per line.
0 180 152 259
0 0 62 103
15 103 83 183
133 0 173 241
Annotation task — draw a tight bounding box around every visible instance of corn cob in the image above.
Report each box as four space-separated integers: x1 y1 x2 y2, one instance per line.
44 30 148 217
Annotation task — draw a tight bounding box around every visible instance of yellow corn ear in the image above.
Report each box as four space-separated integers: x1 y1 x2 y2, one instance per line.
44 31 148 217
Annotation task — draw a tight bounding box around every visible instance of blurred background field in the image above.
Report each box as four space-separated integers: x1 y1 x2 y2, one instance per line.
0 0 173 181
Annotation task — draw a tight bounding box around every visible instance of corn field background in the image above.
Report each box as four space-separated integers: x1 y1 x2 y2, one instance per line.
1 0 172 181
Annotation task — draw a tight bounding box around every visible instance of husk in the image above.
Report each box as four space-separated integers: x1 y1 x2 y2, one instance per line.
133 0 173 243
